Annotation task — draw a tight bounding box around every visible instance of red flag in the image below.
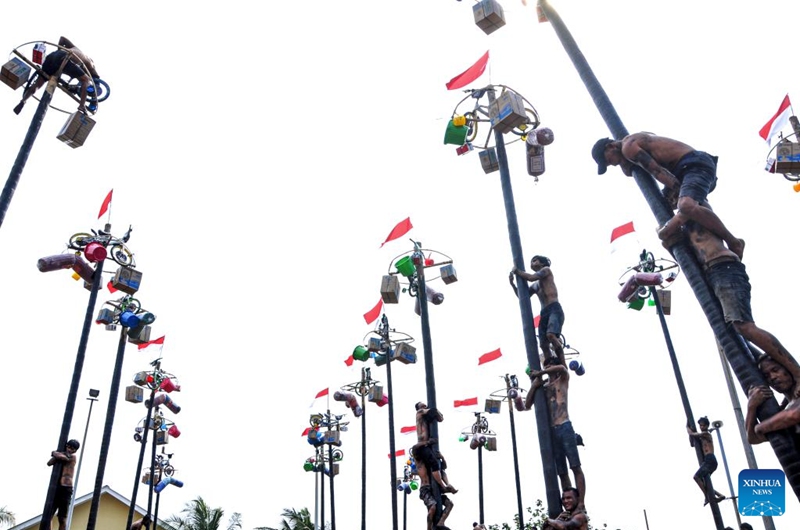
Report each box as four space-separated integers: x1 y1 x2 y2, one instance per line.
138 336 164 358
610 221 635 243
98 189 113 219
107 280 118 293
446 51 490 90
759 94 792 145
315 388 329 399
301 427 311 437
400 426 416 435
454 397 478 408
478 348 502 365
388 449 406 458
533 315 540 328
137 335 165 351
380 217 413 247
363 298 383 324
344 355 354 367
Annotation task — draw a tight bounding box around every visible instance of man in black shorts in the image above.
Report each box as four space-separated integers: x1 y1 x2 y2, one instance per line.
14 36 99 115
47 439 80 530
511 255 566 366
592 132 744 259
687 417 725 506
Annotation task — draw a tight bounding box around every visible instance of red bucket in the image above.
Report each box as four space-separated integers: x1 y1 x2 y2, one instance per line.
84 242 107 263
160 378 180 393
168 424 181 438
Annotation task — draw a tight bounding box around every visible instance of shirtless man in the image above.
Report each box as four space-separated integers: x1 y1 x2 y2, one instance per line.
543 488 588 530
412 402 456 530
687 417 725 505
525 357 585 509
746 352 800 445
47 439 80 530
14 36 100 115
510 255 566 366
592 133 744 259
684 219 800 431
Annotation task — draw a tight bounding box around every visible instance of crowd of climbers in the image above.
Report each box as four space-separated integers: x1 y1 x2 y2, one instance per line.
594 132 800 507
512 255 587 529
31 47 798 527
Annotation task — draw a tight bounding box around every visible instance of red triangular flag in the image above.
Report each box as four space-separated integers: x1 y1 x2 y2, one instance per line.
454 397 479 408
301 427 311 437
98 189 113 219
344 355 354 367
446 51 490 91
610 221 635 243
388 449 406 458
478 348 502 365
107 280 118 293
315 388 329 399
380 217 413 247
759 94 792 145
363 299 383 325
400 426 416 435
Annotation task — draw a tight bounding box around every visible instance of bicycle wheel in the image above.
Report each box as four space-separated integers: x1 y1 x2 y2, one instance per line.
110 244 134 266
69 232 94 249
464 111 479 143
93 78 111 102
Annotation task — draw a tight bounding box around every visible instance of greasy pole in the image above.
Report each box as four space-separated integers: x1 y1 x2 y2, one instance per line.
86 327 128 530
488 87 561 516
651 287 724 530
38 258 104 530
0 76 56 229
538 0 800 498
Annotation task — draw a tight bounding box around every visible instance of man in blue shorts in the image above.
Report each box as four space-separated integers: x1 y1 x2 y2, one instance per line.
687 417 725 506
592 133 744 259
14 36 99 115
527 356 586 510
511 255 566 366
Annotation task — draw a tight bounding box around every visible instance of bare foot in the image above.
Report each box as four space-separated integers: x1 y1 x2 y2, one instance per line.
445 485 458 494
728 238 745 260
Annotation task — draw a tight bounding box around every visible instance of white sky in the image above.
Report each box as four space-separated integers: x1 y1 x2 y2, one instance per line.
1 1 800 529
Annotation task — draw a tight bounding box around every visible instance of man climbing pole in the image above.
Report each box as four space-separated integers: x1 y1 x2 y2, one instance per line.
542 488 588 530
412 402 456 530
592 132 744 259
525 357 586 510
14 36 99 115
687 417 726 506
510 255 566 366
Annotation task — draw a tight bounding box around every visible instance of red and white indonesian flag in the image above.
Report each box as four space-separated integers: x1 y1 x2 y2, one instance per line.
309 387 329 408
759 95 793 147
610 221 638 255
138 335 165 356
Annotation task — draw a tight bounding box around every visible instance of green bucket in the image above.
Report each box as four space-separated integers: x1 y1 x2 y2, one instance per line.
353 345 370 362
395 256 416 277
443 120 468 146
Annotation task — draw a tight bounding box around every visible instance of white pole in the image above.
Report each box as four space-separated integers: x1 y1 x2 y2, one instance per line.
66 390 99 530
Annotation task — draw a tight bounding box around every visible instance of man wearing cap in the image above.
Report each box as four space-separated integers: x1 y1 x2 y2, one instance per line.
591 133 744 259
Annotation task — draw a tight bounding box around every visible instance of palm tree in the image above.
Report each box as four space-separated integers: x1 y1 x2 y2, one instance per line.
260 507 314 530
166 497 242 530
0 506 16 529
